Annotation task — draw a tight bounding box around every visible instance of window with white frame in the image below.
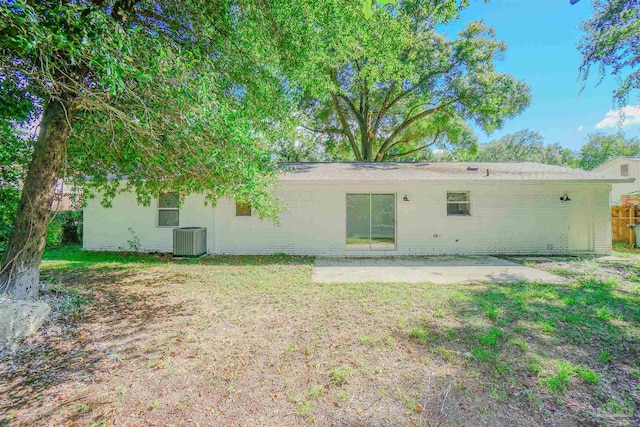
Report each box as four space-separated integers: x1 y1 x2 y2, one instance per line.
446 191 471 216
158 192 179 227
235 202 252 216
621 164 629 177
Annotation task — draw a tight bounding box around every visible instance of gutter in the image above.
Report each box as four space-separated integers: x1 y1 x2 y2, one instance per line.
278 178 636 185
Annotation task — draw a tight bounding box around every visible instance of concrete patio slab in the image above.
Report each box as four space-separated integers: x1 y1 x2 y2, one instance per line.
312 256 569 284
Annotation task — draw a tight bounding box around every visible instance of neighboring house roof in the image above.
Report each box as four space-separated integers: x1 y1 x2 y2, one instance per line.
593 156 640 172
278 162 635 183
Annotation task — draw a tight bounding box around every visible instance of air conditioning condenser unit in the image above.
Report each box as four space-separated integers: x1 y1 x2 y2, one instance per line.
173 227 207 257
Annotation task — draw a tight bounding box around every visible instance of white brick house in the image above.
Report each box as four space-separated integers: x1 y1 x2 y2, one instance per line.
83 162 633 256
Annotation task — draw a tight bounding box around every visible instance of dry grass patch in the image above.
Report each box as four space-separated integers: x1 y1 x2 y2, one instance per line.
0 246 639 426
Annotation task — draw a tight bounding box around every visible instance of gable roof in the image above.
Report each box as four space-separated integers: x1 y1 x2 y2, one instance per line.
278 162 634 183
593 156 640 172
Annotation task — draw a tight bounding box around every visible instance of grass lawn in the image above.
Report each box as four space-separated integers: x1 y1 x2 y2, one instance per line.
1 245 639 426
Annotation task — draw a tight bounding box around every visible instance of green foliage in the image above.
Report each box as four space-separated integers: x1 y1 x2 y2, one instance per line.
473 130 576 166
361 0 397 19
0 135 31 251
425 128 638 170
44 211 82 249
1 0 295 219
46 214 64 248
0 79 36 252
61 210 83 244
578 0 639 106
119 227 141 252
252 0 530 161
578 132 640 170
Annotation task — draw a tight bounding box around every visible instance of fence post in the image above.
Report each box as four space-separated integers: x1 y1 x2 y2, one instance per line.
632 206 637 246
619 206 624 243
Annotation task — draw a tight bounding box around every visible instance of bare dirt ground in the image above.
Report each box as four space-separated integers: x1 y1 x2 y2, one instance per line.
1 247 639 426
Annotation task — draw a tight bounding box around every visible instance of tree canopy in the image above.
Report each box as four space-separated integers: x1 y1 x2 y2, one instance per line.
252 0 530 162
473 130 575 166
1 0 287 213
400 129 640 170
578 0 640 106
578 131 640 170
0 86 36 251
0 0 302 298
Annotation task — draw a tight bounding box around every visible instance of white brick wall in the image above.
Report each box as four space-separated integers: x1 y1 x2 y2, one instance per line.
592 187 612 255
83 180 613 256
83 192 215 253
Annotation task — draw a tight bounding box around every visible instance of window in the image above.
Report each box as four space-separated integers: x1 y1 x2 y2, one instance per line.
447 191 471 216
158 192 179 227
236 202 252 216
621 164 629 177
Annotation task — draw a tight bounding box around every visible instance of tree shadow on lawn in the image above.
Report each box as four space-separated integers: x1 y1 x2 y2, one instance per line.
412 279 640 427
0 265 192 426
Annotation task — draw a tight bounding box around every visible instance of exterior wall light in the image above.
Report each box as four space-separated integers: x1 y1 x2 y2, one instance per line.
403 195 409 202
560 194 571 202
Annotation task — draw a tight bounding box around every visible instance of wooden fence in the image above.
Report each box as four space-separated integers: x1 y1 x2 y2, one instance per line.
612 206 639 244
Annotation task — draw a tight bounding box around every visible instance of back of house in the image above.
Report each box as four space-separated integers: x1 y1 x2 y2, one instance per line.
83 162 633 256
593 157 640 205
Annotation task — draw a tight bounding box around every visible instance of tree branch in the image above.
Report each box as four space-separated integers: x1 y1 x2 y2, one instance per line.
381 62 461 117
362 77 372 159
385 144 431 159
384 131 441 160
383 134 425 154
373 82 395 133
377 98 460 158
299 124 345 135
331 93 362 161
337 93 361 121
329 70 361 121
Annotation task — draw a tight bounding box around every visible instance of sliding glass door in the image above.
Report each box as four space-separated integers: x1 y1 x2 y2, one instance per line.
346 194 395 250
346 194 371 249
371 194 395 249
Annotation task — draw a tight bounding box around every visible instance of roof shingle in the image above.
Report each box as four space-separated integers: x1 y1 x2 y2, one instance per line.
278 162 633 183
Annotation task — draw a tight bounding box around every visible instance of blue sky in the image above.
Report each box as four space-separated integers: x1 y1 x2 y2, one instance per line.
440 0 640 150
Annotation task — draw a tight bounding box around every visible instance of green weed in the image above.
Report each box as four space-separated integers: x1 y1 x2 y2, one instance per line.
330 365 356 386
409 328 429 343
479 327 505 347
542 361 574 396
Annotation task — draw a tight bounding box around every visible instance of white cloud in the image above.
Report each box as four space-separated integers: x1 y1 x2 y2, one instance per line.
596 105 640 129
577 126 583 132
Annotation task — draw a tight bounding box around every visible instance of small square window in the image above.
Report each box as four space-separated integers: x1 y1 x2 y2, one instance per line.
447 191 471 216
158 192 179 227
621 164 629 177
236 202 252 216
159 192 179 208
158 209 179 227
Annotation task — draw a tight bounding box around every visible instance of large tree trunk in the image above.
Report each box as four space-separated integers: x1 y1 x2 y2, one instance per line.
0 99 72 300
